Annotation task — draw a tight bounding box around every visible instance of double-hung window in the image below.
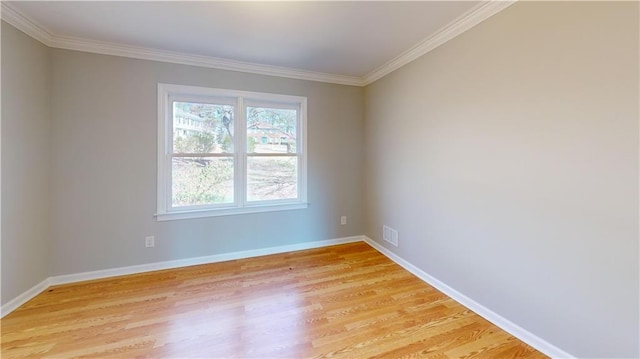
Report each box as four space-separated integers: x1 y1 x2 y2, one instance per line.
157 83 307 221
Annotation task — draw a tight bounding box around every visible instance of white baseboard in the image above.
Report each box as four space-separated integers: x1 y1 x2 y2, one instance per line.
2 235 364 318
362 236 574 359
48 236 364 286
1 278 50 318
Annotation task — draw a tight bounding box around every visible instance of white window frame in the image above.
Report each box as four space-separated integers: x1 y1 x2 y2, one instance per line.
156 83 308 221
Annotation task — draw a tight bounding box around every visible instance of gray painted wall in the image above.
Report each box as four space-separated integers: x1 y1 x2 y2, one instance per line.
2 2 639 356
49 49 364 276
363 2 638 357
1 22 52 304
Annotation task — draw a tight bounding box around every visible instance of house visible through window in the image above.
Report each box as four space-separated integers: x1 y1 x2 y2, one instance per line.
157 83 307 221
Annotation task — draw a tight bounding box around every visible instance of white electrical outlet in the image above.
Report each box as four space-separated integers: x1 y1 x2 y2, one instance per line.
383 225 398 247
341 216 347 225
145 236 155 248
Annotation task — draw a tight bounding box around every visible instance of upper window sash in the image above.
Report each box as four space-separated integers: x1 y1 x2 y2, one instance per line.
170 100 237 156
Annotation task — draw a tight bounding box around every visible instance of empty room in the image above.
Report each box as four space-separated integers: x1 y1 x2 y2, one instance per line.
1 1 638 358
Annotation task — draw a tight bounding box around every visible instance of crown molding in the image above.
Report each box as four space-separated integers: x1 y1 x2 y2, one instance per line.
362 0 517 86
1 2 363 86
2 1 515 87
47 35 365 86
1 1 54 45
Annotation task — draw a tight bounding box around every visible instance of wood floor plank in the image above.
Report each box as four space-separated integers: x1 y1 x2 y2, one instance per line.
1 242 547 358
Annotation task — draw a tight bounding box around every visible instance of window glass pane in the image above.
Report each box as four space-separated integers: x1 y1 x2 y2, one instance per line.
173 102 234 154
246 107 296 154
172 157 234 207
247 157 297 201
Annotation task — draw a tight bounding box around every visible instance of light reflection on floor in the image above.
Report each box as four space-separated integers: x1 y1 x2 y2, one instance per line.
160 275 310 357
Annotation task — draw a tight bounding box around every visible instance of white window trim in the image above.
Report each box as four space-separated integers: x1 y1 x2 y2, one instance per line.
156 83 308 221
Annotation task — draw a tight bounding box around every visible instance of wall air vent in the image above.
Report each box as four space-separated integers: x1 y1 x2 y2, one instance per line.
383 225 399 247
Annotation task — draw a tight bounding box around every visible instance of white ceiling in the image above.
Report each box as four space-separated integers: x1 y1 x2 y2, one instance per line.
2 1 511 85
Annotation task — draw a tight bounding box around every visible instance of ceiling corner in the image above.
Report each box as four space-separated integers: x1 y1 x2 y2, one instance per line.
1 2 53 45
361 0 517 86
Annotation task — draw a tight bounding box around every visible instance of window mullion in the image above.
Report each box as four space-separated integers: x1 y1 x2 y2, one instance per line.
236 97 246 208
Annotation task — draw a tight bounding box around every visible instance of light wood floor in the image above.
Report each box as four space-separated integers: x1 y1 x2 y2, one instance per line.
2 242 546 358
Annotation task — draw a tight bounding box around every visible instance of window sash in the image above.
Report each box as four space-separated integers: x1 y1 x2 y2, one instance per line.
244 153 301 205
167 153 236 211
169 97 237 156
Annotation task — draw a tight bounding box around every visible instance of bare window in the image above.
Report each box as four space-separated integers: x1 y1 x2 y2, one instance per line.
157 84 307 220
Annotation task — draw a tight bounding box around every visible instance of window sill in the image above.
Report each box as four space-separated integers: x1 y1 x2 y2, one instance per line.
155 202 309 221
